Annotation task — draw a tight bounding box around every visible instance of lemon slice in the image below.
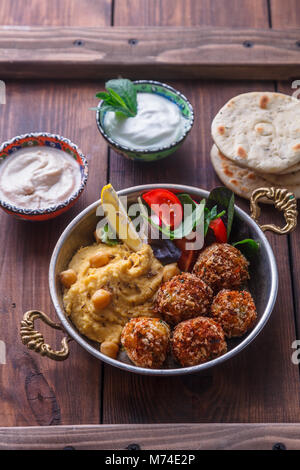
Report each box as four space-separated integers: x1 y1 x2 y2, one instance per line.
101 184 143 251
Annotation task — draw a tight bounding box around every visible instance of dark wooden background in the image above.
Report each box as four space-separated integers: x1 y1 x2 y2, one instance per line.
0 0 300 427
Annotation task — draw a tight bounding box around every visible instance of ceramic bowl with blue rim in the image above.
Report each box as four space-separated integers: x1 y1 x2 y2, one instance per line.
96 80 194 162
0 132 88 221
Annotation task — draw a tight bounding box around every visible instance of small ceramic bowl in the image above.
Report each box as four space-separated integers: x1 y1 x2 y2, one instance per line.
96 80 194 162
0 132 88 221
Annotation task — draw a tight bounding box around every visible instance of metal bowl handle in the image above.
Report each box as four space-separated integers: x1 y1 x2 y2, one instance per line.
250 187 298 234
20 310 72 361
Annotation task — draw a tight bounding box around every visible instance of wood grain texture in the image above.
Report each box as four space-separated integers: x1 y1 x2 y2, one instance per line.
270 0 300 28
114 0 269 27
0 0 112 26
271 1 300 381
0 80 109 426
1 423 300 449
104 0 300 425
1 26 300 79
0 0 112 427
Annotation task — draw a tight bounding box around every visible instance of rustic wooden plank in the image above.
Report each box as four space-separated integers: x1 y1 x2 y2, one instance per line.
0 0 112 427
270 2 300 372
114 0 269 28
270 0 300 29
1 423 300 449
1 26 300 79
104 0 300 424
0 80 109 426
0 0 112 26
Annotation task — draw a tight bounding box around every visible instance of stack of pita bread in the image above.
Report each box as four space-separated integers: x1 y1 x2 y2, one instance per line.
210 92 300 203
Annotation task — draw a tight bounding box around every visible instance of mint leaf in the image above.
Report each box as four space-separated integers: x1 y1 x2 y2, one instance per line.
96 79 138 117
106 79 137 116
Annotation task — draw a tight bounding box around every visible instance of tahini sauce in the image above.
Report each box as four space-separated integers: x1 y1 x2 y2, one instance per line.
0 147 81 209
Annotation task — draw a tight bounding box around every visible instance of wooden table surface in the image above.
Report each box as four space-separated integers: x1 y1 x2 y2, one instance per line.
1 0 300 431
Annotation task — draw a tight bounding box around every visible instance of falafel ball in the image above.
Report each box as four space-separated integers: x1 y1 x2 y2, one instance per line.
121 317 170 368
172 316 227 367
211 289 257 338
193 243 249 292
155 272 213 325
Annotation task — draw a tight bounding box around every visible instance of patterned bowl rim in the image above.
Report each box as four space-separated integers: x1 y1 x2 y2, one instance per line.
0 132 89 216
96 80 194 154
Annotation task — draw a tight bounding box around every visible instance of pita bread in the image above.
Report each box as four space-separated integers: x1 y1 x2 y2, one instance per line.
262 167 300 186
210 144 300 203
212 92 300 174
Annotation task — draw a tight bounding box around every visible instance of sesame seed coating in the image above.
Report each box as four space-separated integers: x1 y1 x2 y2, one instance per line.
155 272 214 325
193 243 249 292
211 289 257 338
172 316 227 367
121 317 170 368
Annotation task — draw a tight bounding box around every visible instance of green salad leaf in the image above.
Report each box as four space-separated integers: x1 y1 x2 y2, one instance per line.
95 79 138 117
206 187 235 238
141 201 205 241
232 238 259 258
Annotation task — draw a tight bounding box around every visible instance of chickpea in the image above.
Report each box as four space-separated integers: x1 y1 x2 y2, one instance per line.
90 251 110 268
162 263 180 282
59 269 77 288
100 341 119 359
92 289 112 310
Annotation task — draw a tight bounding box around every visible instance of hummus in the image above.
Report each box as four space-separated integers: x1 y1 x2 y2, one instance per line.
0 147 81 209
63 242 164 345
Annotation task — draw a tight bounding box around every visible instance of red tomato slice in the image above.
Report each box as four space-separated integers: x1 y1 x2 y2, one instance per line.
174 237 199 272
142 189 183 229
209 218 227 243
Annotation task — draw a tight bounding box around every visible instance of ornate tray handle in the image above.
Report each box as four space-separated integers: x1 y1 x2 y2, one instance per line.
20 310 72 361
250 187 298 234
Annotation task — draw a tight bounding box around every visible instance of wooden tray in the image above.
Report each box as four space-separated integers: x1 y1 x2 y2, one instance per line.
1 26 300 79
1 0 300 450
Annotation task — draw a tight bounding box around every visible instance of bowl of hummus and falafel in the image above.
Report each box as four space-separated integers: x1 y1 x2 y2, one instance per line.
20 183 297 375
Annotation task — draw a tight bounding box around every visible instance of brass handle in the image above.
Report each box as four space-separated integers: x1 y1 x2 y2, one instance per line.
20 310 72 361
250 187 298 234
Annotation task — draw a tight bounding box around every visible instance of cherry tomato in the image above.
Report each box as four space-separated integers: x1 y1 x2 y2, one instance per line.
209 218 227 243
142 189 183 229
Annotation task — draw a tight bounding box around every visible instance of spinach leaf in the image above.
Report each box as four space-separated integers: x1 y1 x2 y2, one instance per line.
206 187 235 239
232 238 260 258
177 193 197 211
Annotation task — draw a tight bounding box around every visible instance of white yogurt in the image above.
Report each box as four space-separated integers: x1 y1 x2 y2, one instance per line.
104 92 188 150
0 147 81 209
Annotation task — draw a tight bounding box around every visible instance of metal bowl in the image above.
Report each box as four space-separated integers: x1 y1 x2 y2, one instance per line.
20 184 298 376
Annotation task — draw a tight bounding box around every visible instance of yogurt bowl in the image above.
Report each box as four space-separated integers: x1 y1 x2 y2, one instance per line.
0 132 88 221
96 80 194 162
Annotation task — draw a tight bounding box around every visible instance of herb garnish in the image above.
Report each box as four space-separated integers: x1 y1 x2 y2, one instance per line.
99 224 119 246
95 79 138 117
